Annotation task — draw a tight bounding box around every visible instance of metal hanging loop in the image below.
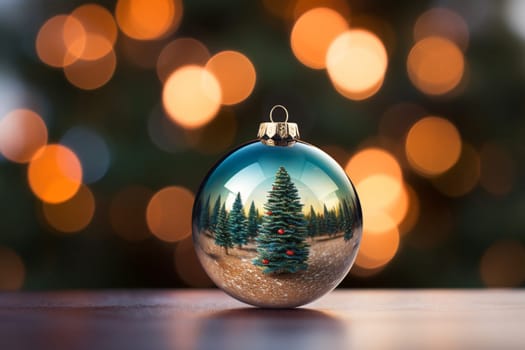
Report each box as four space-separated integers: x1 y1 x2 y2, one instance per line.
269 105 289 123
258 105 299 146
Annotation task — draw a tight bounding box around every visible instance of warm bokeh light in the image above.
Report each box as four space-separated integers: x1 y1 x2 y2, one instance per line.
407 36 464 95
293 0 351 20
162 65 221 129
110 186 153 241
28 144 82 204
147 186 194 243
184 108 238 154
64 49 117 90
414 8 469 51
115 0 182 40
157 38 210 82
0 247 25 290
480 240 525 287
205 51 256 105
398 184 420 235
43 185 95 233
405 116 462 177
61 126 111 184
290 8 348 69
355 215 400 269
0 109 48 163
70 4 117 60
479 143 515 196
36 14 86 67
326 29 388 100
345 148 402 183
174 237 214 287
432 143 480 197
356 174 402 214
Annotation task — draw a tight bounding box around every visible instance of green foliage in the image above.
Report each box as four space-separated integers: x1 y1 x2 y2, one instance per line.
253 167 310 274
342 199 354 241
307 205 319 238
209 195 222 230
214 203 232 252
229 192 248 247
247 201 259 239
199 194 211 230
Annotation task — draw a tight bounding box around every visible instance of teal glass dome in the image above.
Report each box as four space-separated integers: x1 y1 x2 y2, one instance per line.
192 139 362 308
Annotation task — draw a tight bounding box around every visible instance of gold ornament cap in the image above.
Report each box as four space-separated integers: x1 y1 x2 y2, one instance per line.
258 105 300 146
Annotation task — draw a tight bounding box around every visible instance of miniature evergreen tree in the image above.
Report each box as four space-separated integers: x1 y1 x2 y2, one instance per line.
327 209 338 236
199 194 211 231
307 205 318 240
253 167 310 274
342 199 354 241
247 201 259 239
209 195 221 231
229 192 248 248
320 204 329 234
214 203 232 254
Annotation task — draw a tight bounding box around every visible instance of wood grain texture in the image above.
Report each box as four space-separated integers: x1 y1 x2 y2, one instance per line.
0 290 523 350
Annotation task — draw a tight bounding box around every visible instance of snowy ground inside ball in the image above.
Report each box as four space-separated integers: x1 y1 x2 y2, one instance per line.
196 232 360 308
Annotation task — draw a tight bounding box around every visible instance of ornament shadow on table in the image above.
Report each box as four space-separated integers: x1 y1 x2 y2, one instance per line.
192 106 363 308
196 308 347 350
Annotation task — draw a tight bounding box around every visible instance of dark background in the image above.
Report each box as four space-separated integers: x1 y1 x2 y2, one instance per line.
0 0 524 290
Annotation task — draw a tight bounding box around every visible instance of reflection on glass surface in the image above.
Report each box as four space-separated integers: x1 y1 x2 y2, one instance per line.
192 141 362 308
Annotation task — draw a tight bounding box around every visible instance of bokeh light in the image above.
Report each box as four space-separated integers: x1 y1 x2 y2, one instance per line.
70 4 117 60
61 126 111 184
355 214 400 270
432 143 480 197
407 36 464 95
147 186 194 243
480 240 525 287
345 148 402 183
479 143 515 196
157 38 210 82
405 116 462 177
110 186 153 241
115 0 182 40
28 144 83 204
184 109 238 154
64 49 117 90
43 184 95 233
36 14 86 68
292 0 351 20
357 174 402 214
0 247 25 290
504 0 525 41
0 109 48 163
326 29 388 100
290 8 348 69
205 51 256 105
398 184 420 235
174 237 214 287
414 8 469 51
162 65 221 129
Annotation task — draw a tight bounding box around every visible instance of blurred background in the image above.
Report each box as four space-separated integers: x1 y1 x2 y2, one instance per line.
0 0 524 290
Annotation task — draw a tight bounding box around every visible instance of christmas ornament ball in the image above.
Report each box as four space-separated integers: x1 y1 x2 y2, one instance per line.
192 106 362 308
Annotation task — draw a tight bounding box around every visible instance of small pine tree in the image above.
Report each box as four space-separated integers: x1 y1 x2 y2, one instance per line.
209 195 222 231
247 201 258 239
342 199 354 241
229 192 248 248
199 194 211 231
307 205 318 240
320 204 329 234
253 167 310 274
214 203 232 254
326 208 338 236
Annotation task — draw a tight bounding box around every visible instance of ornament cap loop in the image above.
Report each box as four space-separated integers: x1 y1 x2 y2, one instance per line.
258 105 300 146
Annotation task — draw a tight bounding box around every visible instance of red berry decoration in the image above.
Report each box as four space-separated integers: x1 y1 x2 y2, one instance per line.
286 250 294 256
277 228 285 235
262 259 269 265
266 211 272 215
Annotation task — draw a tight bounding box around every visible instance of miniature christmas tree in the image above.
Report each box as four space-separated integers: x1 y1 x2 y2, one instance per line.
199 194 211 231
214 203 232 254
247 201 259 239
253 166 310 274
209 195 222 231
307 205 319 240
342 199 354 241
229 192 248 248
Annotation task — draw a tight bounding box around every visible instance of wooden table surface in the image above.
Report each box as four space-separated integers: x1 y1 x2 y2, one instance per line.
0 290 523 350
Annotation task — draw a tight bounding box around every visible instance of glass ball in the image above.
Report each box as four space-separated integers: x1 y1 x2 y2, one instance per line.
192 140 362 308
